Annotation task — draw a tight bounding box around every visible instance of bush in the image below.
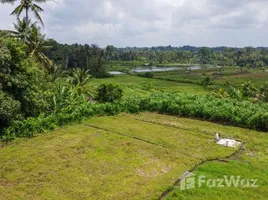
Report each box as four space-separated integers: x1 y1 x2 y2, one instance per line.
0 91 21 133
201 76 214 88
241 81 257 97
97 83 123 103
137 72 154 78
0 38 54 118
260 82 268 102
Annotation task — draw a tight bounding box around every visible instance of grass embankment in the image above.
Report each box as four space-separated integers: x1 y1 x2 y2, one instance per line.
1 113 267 199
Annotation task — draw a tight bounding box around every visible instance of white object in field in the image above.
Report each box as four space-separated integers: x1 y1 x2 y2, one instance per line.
215 133 220 142
217 138 241 148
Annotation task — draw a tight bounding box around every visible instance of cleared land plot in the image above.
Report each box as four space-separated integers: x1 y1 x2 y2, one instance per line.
0 113 237 200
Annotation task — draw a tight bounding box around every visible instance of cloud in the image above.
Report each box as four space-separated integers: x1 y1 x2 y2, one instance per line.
1 0 268 47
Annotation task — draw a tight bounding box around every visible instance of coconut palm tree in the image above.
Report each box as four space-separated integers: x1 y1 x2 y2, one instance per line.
1 0 53 42
27 23 52 70
67 68 93 98
0 0 52 26
68 68 92 87
8 17 35 42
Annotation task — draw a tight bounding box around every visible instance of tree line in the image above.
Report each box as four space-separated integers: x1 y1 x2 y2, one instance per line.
43 40 268 69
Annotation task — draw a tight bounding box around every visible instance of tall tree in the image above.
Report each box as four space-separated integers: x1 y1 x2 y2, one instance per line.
0 0 52 26
1 0 52 44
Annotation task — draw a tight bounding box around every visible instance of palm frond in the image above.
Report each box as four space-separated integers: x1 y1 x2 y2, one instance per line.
30 4 44 26
10 4 24 16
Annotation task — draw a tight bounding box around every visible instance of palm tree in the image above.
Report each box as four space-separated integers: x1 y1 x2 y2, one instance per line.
0 0 52 26
27 23 52 70
8 17 35 41
1 0 53 42
68 68 92 87
67 68 93 98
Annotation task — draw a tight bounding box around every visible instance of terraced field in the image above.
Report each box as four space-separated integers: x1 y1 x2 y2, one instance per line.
87 75 207 97
1 113 267 200
152 67 268 87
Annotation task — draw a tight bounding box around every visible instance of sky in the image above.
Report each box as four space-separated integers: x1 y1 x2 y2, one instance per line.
1 0 268 47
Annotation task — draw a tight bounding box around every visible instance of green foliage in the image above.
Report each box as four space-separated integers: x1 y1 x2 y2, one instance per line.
43 42 108 78
201 76 214 88
97 83 123 103
0 90 21 132
53 85 87 113
240 81 257 97
0 38 53 125
259 82 268 102
10 17 33 42
40 38 268 69
27 24 52 70
0 30 9 38
120 93 268 131
8 17 53 70
2 92 268 142
49 65 66 82
198 47 213 64
1 0 51 27
68 68 91 86
137 72 154 78
213 88 230 98
226 86 244 100
216 81 268 102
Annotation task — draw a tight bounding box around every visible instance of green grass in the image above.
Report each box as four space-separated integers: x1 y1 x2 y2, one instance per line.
0 113 242 200
86 74 208 97
152 67 268 87
136 114 268 200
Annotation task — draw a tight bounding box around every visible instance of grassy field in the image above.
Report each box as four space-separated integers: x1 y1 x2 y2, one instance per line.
0 113 240 200
152 67 268 87
86 74 208 97
0 113 267 200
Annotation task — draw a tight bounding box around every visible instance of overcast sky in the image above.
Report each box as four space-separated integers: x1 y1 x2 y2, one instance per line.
1 0 268 47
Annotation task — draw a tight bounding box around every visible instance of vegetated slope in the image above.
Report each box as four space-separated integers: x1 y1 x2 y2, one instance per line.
0 113 236 200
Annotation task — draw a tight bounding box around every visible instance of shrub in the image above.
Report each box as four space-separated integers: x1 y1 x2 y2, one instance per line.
0 38 54 118
137 72 154 78
260 82 268 102
0 90 21 134
97 83 123 103
241 81 257 97
201 76 214 88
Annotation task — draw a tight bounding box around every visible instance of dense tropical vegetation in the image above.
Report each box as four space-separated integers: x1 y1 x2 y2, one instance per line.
43 40 268 69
